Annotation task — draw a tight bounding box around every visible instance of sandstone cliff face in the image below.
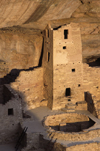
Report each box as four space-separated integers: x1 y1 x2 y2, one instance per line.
0 0 80 28
71 0 100 62
72 0 100 18
0 28 42 78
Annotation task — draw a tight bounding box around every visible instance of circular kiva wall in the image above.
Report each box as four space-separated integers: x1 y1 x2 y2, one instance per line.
43 113 100 141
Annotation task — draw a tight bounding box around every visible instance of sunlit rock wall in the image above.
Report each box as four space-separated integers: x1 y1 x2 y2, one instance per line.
0 0 80 28
0 28 42 78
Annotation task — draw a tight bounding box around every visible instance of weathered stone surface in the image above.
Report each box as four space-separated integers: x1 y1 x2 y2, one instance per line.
71 0 100 62
1 0 100 78
81 34 100 62
1 1 100 150
44 113 89 127
72 0 100 18
53 142 100 151
66 142 100 151
11 67 43 111
0 85 22 144
0 27 42 78
54 142 100 151
0 0 80 28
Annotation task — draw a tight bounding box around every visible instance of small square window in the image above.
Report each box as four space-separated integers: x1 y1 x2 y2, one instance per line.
72 69 75 72
63 46 66 49
8 108 14 116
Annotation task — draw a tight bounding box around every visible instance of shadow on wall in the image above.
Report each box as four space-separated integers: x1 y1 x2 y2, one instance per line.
0 66 39 85
84 92 97 117
0 84 39 150
0 39 47 149
0 84 54 151
88 58 100 67
0 36 44 85
51 120 95 132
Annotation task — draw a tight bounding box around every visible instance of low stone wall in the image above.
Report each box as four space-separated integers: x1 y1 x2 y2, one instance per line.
85 91 100 119
85 91 97 117
21 132 40 151
0 84 23 144
53 143 66 151
11 67 44 111
47 128 100 142
65 142 100 151
39 133 100 151
44 113 89 127
83 63 100 100
53 142 100 151
43 113 99 142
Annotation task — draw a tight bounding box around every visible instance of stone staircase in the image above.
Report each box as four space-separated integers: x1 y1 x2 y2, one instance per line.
64 103 76 112
0 85 3 104
62 101 87 112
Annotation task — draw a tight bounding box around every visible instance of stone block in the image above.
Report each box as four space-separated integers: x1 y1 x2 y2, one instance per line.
76 101 87 110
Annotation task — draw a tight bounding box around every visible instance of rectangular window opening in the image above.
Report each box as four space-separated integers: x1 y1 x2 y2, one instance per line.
47 52 50 62
65 88 71 97
8 108 14 116
63 46 66 49
64 29 68 39
72 69 75 72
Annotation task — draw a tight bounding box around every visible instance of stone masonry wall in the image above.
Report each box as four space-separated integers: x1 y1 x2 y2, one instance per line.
85 91 97 117
43 25 53 109
44 113 89 127
11 67 43 111
65 142 100 151
83 63 100 99
53 142 100 151
0 85 22 144
47 128 100 142
53 23 84 109
21 132 40 151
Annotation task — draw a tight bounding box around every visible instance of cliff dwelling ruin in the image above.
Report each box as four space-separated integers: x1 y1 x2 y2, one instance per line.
1 0 100 151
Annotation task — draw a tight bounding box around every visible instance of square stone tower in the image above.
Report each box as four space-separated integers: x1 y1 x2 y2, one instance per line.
43 23 84 110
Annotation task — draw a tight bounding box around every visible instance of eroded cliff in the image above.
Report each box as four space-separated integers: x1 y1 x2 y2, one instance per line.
0 0 100 81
